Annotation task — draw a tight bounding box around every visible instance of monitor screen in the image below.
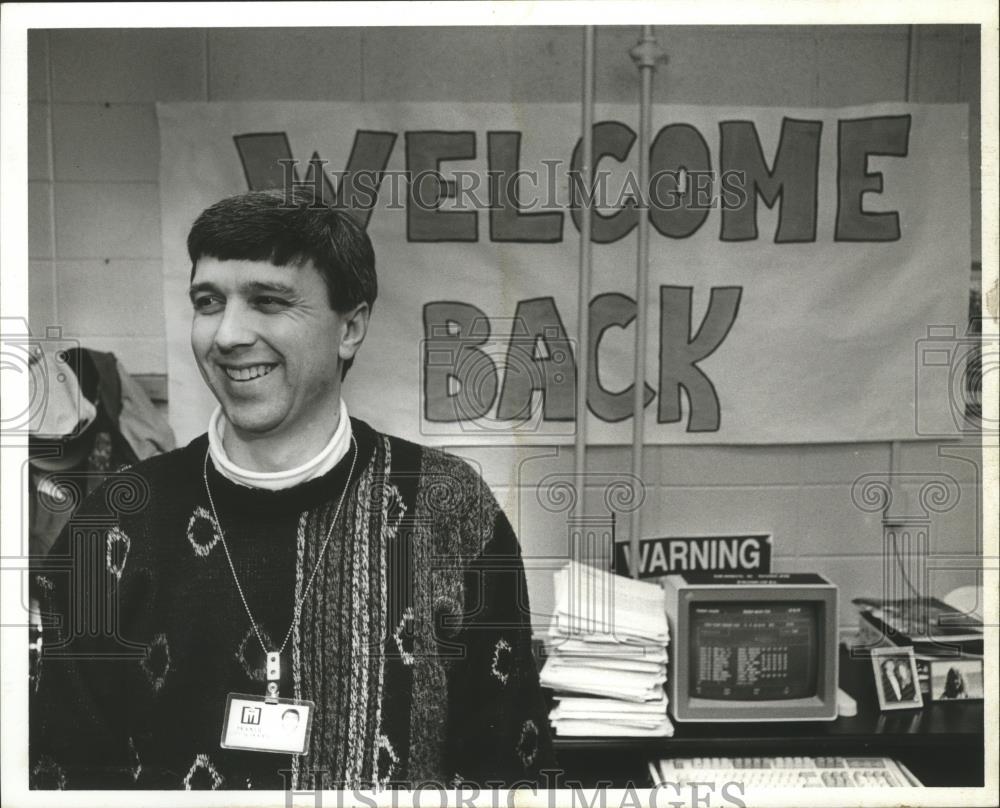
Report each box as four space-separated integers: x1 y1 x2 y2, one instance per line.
689 601 819 701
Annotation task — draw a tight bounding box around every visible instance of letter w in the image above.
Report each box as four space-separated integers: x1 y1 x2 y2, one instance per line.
233 130 396 228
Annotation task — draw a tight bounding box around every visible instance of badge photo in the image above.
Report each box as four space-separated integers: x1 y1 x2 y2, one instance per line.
220 693 315 754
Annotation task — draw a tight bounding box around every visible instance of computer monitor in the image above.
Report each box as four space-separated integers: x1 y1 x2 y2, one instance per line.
664 572 839 722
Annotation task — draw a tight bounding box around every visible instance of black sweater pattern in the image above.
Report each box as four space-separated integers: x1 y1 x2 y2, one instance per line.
31 418 555 789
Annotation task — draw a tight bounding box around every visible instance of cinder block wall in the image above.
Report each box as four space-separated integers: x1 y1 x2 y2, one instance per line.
26 26 984 631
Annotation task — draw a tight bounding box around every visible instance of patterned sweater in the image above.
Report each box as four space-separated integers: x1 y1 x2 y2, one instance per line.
31 417 555 790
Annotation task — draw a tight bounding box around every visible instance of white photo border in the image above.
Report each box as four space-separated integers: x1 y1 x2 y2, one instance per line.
872 646 925 712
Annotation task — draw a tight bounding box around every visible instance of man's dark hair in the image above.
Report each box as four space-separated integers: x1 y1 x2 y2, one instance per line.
187 189 377 378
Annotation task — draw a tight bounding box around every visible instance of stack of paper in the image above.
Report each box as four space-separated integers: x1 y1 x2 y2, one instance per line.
541 562 674 737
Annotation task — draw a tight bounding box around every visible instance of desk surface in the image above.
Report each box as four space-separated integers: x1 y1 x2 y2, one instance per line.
549 645 984 787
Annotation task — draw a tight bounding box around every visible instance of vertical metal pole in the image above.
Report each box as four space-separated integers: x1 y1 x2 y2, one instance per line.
575 27 596 542
628 28 666 578
905 25 919 103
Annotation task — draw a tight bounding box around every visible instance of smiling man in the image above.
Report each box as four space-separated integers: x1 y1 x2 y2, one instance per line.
31 190 554 791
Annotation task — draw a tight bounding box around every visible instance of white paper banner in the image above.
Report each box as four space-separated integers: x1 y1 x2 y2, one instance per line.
158 102 970 446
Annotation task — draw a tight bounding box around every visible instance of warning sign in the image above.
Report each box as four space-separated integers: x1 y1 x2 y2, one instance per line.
613 534 772 579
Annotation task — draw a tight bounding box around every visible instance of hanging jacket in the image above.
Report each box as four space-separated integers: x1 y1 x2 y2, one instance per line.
28 348 175 558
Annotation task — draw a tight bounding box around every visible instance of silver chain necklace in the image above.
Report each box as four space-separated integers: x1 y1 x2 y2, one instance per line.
201 435 358 695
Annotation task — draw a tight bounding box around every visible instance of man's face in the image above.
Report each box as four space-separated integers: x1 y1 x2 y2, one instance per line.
190 258 350 443
282 709 300 731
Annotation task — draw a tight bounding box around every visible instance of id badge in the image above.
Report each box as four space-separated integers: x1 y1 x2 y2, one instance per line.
220 693 314 754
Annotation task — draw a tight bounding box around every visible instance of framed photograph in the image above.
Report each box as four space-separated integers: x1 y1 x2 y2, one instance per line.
929 658 985 701
871 647 924 711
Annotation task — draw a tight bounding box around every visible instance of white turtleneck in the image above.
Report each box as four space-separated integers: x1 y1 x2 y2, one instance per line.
207 399 353 490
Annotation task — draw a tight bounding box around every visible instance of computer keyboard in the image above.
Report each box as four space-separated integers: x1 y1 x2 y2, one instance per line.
650 756 922 788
